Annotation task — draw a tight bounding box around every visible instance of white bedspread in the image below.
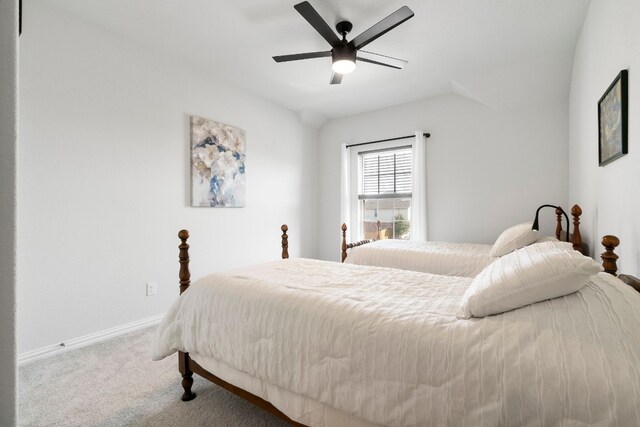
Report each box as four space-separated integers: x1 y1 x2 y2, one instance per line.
153 259 640 426
345 239 494 277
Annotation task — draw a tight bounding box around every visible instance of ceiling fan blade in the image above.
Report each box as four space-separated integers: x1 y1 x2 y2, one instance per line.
357 51 408 69
350 6 414 50
330 71 343 85
273 51 332 62
357 57 401 69
294 1 341 47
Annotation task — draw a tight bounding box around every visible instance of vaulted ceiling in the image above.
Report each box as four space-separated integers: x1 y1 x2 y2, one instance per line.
45 0 591 121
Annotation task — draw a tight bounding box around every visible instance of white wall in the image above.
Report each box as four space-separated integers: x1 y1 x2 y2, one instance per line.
569 0 640 276
317 94 569 261
0 0 18 423
18 2 318 354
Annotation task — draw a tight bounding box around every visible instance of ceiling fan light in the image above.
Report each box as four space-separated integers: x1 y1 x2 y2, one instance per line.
332 59 356 74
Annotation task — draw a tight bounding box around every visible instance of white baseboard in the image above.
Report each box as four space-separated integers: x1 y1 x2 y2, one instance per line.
18 313 165 365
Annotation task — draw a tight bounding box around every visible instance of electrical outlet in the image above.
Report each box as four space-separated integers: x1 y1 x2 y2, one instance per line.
146 281 157 296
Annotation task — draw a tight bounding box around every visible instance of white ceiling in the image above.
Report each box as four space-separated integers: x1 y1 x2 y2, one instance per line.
44 0 591 122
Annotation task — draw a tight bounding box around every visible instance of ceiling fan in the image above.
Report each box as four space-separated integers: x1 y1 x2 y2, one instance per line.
273 1 415 84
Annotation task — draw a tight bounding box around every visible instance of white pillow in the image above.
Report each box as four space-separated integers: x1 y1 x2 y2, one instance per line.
458 242 603 318
490 222 539 257
532 238 574 251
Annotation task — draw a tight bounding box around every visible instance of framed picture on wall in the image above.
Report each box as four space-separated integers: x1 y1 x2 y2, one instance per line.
190 116 246 207
598 70 628 166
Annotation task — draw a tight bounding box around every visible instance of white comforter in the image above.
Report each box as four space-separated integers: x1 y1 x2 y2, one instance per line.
345 239 494 277
153 258 640 426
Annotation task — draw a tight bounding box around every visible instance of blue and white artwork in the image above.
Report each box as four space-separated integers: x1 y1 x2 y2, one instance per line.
191 116 246 207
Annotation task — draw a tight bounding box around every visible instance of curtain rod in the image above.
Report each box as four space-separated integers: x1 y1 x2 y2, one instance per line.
345 132 431 149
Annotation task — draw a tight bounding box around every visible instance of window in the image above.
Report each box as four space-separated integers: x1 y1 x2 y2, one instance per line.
343 133 426 243
357 147 412 240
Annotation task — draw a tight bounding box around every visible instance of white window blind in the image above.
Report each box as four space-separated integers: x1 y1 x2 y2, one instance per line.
359 147 412 199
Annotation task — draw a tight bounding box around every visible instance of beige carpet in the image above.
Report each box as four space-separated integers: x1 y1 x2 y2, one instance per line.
19 326 290 427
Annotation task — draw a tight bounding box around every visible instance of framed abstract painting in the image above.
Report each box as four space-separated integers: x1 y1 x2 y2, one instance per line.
598 70 628 167
191 116 246 207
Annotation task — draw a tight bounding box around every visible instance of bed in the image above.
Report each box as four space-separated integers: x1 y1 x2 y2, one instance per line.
152 226 640 426
341 204 586 277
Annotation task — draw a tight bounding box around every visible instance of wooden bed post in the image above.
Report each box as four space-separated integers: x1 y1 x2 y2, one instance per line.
601 236 640 292
554 207 563 240
178 229 190 295
571 205 582 252
341 223 348 263
177 229 196 401
376 220 381 240
342 222 380 262
179 351 196 402
601 235 620 276
281 225 289 259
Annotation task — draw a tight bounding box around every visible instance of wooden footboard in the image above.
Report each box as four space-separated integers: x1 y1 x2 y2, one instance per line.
341 221 380 262
176 225 304 425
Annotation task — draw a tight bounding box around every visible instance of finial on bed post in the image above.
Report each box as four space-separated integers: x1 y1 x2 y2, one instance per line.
281 225 289 259
555 207 563 240
601 235 620 276
178 230 191 295
341 223 348 263
571 205 582 251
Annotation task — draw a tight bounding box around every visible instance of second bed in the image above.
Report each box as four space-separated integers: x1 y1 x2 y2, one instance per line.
342 204 585 277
